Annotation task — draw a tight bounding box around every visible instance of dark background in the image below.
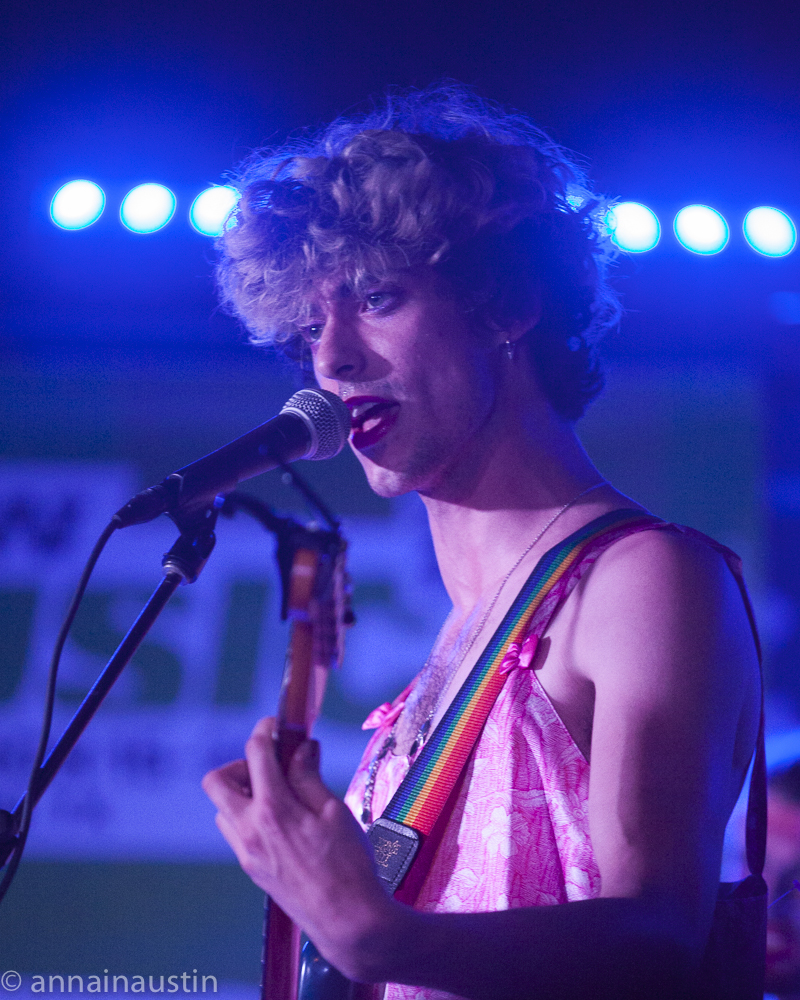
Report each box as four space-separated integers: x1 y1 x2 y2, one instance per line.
1 0 799 986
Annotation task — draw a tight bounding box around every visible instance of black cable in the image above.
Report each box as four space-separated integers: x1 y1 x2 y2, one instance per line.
0 519 119 905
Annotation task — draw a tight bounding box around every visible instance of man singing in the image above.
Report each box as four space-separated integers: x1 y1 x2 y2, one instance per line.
202 85 761 999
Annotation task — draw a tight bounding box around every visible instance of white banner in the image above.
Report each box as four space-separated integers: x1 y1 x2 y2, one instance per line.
0 462 449 858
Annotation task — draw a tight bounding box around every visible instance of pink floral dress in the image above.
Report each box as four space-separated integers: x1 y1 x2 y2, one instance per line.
343 530 636 999
344 521 744 1000
345 667 597 1000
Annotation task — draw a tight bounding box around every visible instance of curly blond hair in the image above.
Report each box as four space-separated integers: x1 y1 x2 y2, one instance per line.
216 83 619 419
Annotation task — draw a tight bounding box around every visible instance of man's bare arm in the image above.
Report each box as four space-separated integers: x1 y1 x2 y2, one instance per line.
579 530 759 918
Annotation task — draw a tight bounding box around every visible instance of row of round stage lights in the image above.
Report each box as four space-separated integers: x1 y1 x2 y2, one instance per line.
50 180 798 257
50 180 241 236
605 201 795 256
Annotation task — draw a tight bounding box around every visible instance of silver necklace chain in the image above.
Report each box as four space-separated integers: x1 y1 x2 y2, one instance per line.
360 479 607 825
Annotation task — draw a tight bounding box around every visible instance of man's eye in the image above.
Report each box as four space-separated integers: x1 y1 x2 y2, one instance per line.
301 323 325 343
364 290 394 310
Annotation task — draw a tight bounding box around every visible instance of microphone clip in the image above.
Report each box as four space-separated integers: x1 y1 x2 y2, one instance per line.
113 473 186 528
161 502 219 584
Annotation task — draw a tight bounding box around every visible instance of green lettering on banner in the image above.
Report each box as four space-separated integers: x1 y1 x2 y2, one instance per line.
63 590 183 705
214 581 269 705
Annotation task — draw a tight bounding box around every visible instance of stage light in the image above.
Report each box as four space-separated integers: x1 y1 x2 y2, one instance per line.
743 207 797 257
50 180 105 230
120 183 176 233
189 185 240 236
674 205 729 255
605 202 660 252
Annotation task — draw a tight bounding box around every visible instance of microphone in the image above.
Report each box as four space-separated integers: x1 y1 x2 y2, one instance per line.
113 388 351 528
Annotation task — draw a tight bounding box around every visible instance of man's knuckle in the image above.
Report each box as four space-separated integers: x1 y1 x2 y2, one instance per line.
245 733 266 752
239 827 263 856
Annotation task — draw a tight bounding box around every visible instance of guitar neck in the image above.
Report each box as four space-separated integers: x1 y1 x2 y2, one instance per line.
261 546 330 1000
262 898 302 1000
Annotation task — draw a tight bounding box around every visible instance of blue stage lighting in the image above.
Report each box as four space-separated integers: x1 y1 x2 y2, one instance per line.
120 183 176 233
605 202 660 252
189 185 240 236
50 180 105 230
770 292 800 325
673 205 729 255
743 207 797 257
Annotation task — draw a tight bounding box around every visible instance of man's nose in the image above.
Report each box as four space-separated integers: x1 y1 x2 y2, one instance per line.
313 309 365 382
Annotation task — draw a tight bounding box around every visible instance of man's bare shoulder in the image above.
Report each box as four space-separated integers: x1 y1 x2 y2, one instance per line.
577 521 748 626
571 522 758 699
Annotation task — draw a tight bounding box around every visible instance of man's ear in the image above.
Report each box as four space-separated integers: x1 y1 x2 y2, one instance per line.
504 310 542 347
488 282 543 349
489 305 542 350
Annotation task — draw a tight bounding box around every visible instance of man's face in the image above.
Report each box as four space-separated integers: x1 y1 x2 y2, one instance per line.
300 268 502 499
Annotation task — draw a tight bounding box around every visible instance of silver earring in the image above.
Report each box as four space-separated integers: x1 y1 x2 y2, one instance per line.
504 339 515 361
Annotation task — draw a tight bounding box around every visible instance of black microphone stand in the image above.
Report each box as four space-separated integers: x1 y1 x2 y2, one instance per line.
0 505 218 869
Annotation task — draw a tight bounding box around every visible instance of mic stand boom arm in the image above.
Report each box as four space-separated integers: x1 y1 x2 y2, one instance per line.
0 506 218 868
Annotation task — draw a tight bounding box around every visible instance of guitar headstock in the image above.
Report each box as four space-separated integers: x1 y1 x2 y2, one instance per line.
313 537 353 671
278 525 353 741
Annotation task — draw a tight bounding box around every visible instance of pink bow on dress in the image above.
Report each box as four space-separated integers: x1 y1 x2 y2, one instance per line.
361 679 417 730
499 633 540 674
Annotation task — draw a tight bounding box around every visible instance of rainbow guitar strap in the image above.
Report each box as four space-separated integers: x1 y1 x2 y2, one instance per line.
366 508 664 894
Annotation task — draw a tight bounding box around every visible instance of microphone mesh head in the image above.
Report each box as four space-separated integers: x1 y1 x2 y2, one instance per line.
281 388 351 460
